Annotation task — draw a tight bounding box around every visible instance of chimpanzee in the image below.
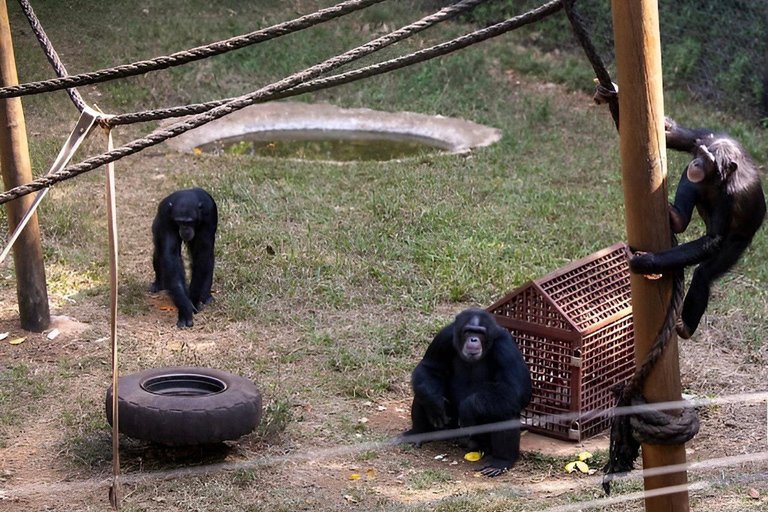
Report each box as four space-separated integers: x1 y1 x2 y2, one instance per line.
151 188 218 328
404 308 532 476
629 118 766 338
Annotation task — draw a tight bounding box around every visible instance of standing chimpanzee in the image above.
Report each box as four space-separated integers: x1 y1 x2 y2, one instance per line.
404 308 532 477
629 118 766 338
151 188 218 328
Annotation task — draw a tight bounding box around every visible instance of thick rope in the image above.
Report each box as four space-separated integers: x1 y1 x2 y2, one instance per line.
562 0 619 130
105 0 489 127
16 0 86 111
2 0 386 100
0 0 563 204
602 267 700 494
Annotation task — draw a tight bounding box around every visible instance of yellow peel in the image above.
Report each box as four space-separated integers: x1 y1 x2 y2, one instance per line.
464 451 482 462
577 451 593 461
9 337 26 345
349 473 361 480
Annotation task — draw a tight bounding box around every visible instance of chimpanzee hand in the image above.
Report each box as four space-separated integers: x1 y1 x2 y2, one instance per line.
425 398 451 429
628 251 662 279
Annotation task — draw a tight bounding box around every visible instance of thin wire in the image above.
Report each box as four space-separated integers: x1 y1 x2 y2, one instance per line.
3 391 767 499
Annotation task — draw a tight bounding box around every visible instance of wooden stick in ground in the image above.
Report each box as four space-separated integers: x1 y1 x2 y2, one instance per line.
610 1 690 511
0 0 50 332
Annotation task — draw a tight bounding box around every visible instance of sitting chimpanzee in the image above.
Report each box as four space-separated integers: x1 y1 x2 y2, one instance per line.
151 188 218 328
629 119 766 338
404 308 532 476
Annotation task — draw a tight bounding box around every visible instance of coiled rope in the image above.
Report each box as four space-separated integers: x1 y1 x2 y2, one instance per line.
602 265 700 493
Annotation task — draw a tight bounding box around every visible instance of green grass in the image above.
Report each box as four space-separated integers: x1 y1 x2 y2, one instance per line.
1 1 767 510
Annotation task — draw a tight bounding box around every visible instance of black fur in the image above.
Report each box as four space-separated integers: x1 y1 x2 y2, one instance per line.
630 119 766 338
151 188 218 328
405 309 532 476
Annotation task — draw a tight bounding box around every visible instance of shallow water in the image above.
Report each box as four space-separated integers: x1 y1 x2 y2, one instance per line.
197 129 448 161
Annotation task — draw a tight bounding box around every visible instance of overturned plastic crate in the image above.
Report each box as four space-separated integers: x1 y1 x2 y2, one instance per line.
487 242 635 442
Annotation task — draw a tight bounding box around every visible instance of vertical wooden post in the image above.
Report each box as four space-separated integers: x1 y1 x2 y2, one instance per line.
610 1 689 511
0 0 50 332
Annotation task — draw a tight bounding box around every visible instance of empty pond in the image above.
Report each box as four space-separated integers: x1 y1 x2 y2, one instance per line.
169 102 501 162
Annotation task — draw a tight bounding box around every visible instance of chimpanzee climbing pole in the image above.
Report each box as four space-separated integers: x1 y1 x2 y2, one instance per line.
0 0 50 332
610 1 690 511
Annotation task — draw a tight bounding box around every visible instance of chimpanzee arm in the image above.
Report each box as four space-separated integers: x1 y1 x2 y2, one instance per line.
665 118 717 153
187 219 216 309
668 170 699 233
158 231 196 328
411 325 454 429
630 194 732 274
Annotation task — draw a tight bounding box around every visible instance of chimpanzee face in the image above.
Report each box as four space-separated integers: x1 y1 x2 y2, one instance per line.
688 138 739 184
169 200 202 242
459 327 485 363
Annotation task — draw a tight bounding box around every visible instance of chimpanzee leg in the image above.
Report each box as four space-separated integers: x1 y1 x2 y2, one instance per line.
477 426 521 477
680 237 751 338
458 395 521 476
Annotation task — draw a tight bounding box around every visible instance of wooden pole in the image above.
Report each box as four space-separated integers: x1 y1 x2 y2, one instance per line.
610 1 689 511
0 0 50 332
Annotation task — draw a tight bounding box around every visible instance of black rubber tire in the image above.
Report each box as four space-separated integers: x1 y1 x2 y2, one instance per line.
105 366 262 446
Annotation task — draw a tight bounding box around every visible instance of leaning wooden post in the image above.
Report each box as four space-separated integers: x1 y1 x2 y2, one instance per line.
610 0 689 510
0 0 50 332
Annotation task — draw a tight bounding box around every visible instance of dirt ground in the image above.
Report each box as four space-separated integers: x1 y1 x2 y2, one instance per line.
1 269 767 510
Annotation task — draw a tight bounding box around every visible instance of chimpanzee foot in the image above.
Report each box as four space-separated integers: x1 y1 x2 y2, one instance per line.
476 458 509 477
676 318 692 339
149 282 162 293
177 316 194 328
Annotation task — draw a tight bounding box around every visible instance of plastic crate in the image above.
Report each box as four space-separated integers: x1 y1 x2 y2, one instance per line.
487 243 635 441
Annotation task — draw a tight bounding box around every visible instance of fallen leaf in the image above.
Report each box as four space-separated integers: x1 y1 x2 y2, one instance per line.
366 469 375 479
748 488 760 499
343 495 358 503
46 328 60 340
9 337 25 345
577 451 593 461
464 451 482 462
0 332 8 341
193 148 202 154
349 473 361 481
167 342 183 351
159 306 175 312
434 454 447 460
358 417 369 424
377 405 387 411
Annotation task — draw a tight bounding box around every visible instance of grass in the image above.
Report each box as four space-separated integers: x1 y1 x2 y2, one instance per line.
0 1 766 511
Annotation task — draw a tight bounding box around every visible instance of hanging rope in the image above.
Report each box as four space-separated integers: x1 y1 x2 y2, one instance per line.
102 125 121 511
3 0 386 100
602 263 700 494
0 0 563 205
561 0 619 130
16 0 86 111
